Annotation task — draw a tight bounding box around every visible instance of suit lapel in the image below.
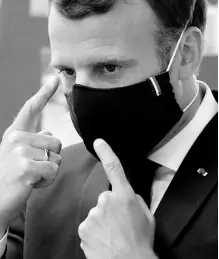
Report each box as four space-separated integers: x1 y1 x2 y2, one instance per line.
76 162 109 223
76 161 109 257
154 114 218 250
77 114 218 254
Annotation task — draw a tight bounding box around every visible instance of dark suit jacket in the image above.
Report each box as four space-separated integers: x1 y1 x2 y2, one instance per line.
2 102 218 259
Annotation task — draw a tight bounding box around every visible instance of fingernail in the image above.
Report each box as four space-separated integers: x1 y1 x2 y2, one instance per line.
93 138 106 149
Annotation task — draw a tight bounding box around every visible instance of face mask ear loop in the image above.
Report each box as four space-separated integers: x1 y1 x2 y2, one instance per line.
166 21 189 72
183 84 200 112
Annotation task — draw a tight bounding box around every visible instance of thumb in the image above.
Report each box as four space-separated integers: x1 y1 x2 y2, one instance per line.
37 130 53 136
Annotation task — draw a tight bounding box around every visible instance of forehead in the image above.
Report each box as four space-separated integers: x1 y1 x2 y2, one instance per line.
48 1 157 66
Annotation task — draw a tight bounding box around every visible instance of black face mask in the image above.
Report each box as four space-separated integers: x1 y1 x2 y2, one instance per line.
65 72 183 171
65 26 189 205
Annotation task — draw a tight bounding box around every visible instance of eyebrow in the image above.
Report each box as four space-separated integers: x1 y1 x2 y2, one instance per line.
49 62 71 71
49 56 137 70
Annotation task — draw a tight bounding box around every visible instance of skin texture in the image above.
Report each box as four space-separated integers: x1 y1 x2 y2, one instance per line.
77 138 158 259
49 1 159 89
0 77 61 238
48 1 205 258
49 0 204 145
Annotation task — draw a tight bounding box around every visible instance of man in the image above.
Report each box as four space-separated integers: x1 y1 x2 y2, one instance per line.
0 0 217 258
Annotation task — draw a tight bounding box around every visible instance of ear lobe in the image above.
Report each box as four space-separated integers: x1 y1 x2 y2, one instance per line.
178 27 204 81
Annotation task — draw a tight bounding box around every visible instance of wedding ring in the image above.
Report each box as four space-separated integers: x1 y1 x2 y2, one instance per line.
43 148 50 161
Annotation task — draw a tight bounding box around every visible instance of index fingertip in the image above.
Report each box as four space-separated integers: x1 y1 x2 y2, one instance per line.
47 75 60 90
93 138 106 149
39 75 60 100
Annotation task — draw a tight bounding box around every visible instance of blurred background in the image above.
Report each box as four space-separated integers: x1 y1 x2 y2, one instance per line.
0 0 217 148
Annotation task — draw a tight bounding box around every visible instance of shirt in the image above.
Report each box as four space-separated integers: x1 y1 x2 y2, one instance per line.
149 81 218 214
0 81 217 258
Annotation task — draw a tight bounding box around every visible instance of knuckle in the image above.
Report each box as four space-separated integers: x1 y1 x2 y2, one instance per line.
88 207 98 219
53 138 62 152
48 162 59 175
98 191 110 205
105 160 121 173
51 153 62 166
14 145 26 157
78 221 87 238
3 127 12 139
20 159 33 174
7 131 20 145
27 98 39 114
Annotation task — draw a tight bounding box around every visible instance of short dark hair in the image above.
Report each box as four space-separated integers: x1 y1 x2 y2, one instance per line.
48 0 207 69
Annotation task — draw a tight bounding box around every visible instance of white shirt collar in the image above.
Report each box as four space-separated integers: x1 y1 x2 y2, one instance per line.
148 81 218 171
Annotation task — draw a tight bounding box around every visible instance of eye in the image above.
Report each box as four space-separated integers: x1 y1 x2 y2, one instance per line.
59 68 75 76
102 64 122 74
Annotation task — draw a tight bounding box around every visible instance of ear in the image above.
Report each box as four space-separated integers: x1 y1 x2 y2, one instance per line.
178 27 204 80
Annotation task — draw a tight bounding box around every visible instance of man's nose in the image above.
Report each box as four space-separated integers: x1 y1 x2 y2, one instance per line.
75 70 92 87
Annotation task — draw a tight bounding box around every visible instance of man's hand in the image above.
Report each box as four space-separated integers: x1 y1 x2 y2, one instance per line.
0 76 62 231
78 139 157 259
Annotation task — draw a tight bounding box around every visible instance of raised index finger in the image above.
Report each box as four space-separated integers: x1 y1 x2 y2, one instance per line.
12 76 59 132
94 139 132 194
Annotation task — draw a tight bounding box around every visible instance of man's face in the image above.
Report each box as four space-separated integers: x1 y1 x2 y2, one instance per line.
49 0 161 94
